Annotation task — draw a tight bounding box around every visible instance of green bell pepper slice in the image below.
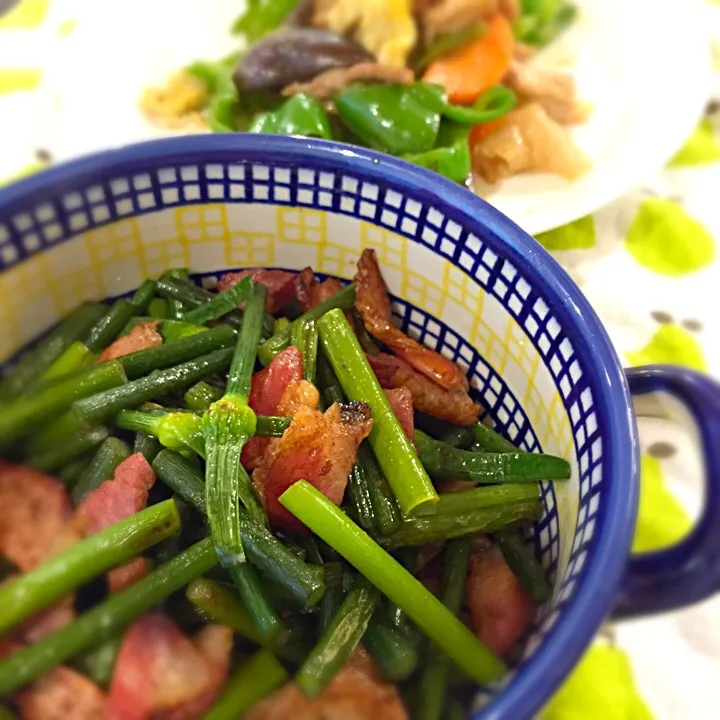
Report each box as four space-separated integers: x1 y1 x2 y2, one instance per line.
335 83 443 155
231 0 302 42
441 85 517 125
249 93 332 140
403 122 472 184
186 56 241 133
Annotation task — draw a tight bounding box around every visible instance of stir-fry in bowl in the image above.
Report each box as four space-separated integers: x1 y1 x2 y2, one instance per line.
142 0 588 188
0 135 650 720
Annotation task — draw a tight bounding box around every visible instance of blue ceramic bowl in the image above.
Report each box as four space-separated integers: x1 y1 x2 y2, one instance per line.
1 135 719 719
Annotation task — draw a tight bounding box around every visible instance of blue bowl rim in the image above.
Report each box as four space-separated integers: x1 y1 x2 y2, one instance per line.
0 134 639 719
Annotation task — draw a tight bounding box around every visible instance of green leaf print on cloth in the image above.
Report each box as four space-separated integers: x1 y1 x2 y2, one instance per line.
632 455 692 554
539 642 654 720
627 324 707 371
669 118 720 167
535 214 595 251
624 199 715 276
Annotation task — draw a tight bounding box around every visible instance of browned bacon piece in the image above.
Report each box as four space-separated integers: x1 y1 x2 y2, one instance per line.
466 541 536 659
241 346 305 470
369 353 480 427
0 462 73 572
247 648 408 720
217 269 297 314
354 249 467 392
98 321 162 363
17 666 106 720
107 614 232 720
253 401 372 534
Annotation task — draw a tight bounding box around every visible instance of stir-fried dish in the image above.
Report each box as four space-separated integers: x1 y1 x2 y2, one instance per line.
0 252 570 719
143 0 587 186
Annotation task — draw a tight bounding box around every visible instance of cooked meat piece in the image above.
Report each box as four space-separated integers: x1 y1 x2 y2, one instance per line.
17 666 106 720
355 249 467 392
369 353 480 426
473 103 590 182
505 61 588 125
217 269 297 314
254 401 372 534
75 454 156 536
241 346 305 470
316 0 417 67
108 615 232 720
421 0 497 41
385 387 415 441
156 625 234 720
247 648 408 720
466 542 536 658
294 267 354 327
295 267 346 312
277 379 322 417
74 453 157 594
18 597 75 643
312 0 344 27
498 0 520 22
234 28 374 95
107 557 148 594
0 462 73 571
98 321 162 363
283 62 414 100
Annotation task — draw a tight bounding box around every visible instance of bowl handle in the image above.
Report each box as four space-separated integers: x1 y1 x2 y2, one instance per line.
612 365 720 619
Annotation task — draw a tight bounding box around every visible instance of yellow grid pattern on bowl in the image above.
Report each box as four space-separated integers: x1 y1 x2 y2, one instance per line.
174 204 275 270
277 207 326 245
0 253 55 359
84 216 149 289
0 204 575 471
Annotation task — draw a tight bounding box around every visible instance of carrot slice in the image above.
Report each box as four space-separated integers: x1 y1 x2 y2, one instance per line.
422 14 514 106
469 117 505 147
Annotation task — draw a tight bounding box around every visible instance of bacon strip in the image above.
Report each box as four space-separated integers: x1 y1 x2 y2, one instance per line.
241 346 305 470
385 387 414 442
0 462 73 572
466 542 536 659
218 269 297 314
108 615 233 720
369 353 480 427
17 666 106 720
254 401 373 534
295 266 346 312
17 597 76 643
157 625 234 720
75 454 156 535
355 249 467 392
247 648 408 720
75 453 156 591
98 321 162 363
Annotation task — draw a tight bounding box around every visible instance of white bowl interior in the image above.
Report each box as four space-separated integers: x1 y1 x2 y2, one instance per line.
0 149 623 715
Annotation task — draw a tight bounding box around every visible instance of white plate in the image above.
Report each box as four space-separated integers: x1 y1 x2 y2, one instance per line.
46 0 711 234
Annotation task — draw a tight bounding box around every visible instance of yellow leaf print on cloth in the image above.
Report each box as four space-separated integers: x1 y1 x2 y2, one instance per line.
624 199 715 276
627 324 707 371
0 0 49 30
536 215 596 251
0 68 42 94
632 455 692 554
669 118 720 167
0 162 44 187
539 642 654 720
